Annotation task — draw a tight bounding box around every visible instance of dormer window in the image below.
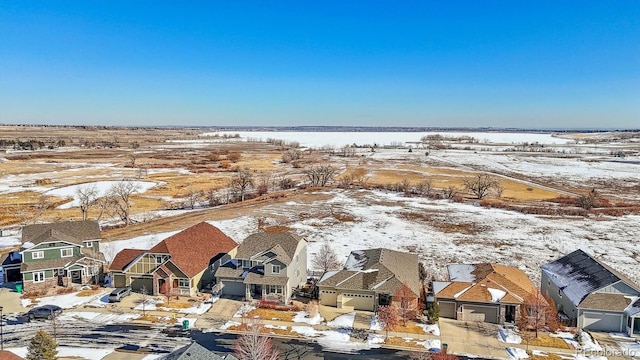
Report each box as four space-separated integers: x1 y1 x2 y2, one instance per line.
156 255 163 264
85 242 93 248
272 265 281 274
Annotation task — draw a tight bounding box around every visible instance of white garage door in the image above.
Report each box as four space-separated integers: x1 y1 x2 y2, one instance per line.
582 312 623 332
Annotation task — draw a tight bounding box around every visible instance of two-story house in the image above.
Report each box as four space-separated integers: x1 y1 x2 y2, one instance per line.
20 220 106 292
214 232 307 303
109 222 238 296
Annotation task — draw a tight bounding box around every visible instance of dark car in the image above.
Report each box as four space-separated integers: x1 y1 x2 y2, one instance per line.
25 305 62 321
108 287 131 303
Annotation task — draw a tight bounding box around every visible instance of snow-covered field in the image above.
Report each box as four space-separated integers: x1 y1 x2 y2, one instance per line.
199 131 574 148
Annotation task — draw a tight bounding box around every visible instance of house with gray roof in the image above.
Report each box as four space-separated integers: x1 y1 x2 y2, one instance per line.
214 232 307 303
541 249 640 334
160 342 237 360
317 248 420 312
19 220 106 293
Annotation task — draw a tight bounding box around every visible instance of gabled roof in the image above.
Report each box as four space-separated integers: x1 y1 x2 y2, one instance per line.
319 248 420 297
0 350 25 360
235 232 304 265
436 263 535 304
161 342 237 360
579 293 632 312
541 249 640 307
147 222 237 278
22 220 101 245
109 248 145 271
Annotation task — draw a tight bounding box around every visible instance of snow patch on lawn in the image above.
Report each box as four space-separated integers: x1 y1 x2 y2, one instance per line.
418 323 441 336
26 290 110 309
220 321 241 330
233 304 256 318
370 315 383 331
506 347 530 359
58 311 140 324
417 339 441 351
498 327 522 344
327 312 356 328
292 311 324 325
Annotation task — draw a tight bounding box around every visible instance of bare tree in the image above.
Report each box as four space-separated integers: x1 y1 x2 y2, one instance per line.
282 149 302 163
415 179 434 197
312 241 341 275
517 289 556 339
306 165 335 187
234 321 280 360
277 175 296 190
393 284 419 326
577 188 598 210
443 186 459 200
205 189 220 207
340 145 356 157
230 168 254 202
76 184 99 220
377 305 399 339
108 181 141 225
32 195 50 223
140 285 149 317
128 153 138 167
493 182 505 198
401 178 412 196
185 188 200 209
463 174 499 199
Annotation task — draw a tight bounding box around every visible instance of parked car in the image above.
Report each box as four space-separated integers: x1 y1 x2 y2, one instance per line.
25 305 62 321
108 287 131 302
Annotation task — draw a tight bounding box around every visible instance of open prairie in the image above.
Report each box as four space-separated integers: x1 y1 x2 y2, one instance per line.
1 125 639 282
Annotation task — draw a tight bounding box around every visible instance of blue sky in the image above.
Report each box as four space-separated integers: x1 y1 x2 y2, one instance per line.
1 1 638 128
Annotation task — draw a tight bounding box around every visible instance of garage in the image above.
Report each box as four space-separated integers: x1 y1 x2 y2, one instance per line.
341 292 374 311
112 273 126 288
221 279 246 297
130 276 153 293
320 289 337 306
439 301 457 319
581 311 623 332
461 304 499 323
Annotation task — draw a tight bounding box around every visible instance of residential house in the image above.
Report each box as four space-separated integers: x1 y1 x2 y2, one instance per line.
434 263 536 324
109 222 238 297
541 249 640 334
214 232 307 303
0 251 22 284
317 248 420 312
20 220 106 292
160 342 237 360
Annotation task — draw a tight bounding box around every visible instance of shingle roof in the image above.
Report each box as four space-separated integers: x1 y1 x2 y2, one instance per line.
109 249 145 271
235 232 303 265
319 248 420 297
436 263 535 304
579 293 632 312
148 222 238 278
21 256 82 272
541 249 640 307
0 350 25 360
22 220 101 245
161 342 237 360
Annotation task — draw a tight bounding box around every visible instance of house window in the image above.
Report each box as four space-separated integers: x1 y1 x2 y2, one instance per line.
267 285 283 294
57 269 65 276
33 271 45 283
272 265 281 274
178 279 190 288
85 242 93 248
242 260 251 269
32 251 44 260
155 255 163 264
61 248 73 257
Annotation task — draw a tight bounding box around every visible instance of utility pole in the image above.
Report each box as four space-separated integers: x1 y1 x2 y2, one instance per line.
0 305 4 350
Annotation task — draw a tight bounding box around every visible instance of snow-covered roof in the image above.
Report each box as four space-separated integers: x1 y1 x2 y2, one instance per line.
487 288 507 302
447 264 476 282
343 250 367 270
625 297 640 316
541 249 640 307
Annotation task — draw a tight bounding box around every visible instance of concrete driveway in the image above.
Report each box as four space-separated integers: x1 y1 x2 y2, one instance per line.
0 286 24 314
207 298 242 318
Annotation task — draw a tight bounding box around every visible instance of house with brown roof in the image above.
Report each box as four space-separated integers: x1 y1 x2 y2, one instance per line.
317 248 420 312
214 232 307 303
19 220 106 293
0 350 25 360
541 249 640 334
109 222 238 297
434 263 536 324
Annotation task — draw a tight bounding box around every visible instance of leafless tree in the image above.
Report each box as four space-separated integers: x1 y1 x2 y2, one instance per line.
377 305 399 339
463 174 499 199
306 165 335 187
401 178 412 196
128 153 138 167
185 188 200 209
282 149 302 163
312 241 341 275
76 184 99 220
577 188 598 210
415 180 433 197
340 145 356 157
230 168 254 202
517 289 557 340
205 189 220 207
277 175 295 190
32 195 50 223
393 283 419 326
108 181 141 225
443 186 459 200
234 321 280 360
493 182 505 198
93 196 111 221
139 285 149 317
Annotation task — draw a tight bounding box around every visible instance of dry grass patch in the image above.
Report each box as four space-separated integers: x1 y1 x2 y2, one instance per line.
523 334 571 349
392 321 428 335
137 315 167 323
247 308 295 322
528 352 563 360
163 301 194 309
385 337 424 348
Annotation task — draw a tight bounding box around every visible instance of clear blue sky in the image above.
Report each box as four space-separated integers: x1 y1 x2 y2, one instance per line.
1 1 638 128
